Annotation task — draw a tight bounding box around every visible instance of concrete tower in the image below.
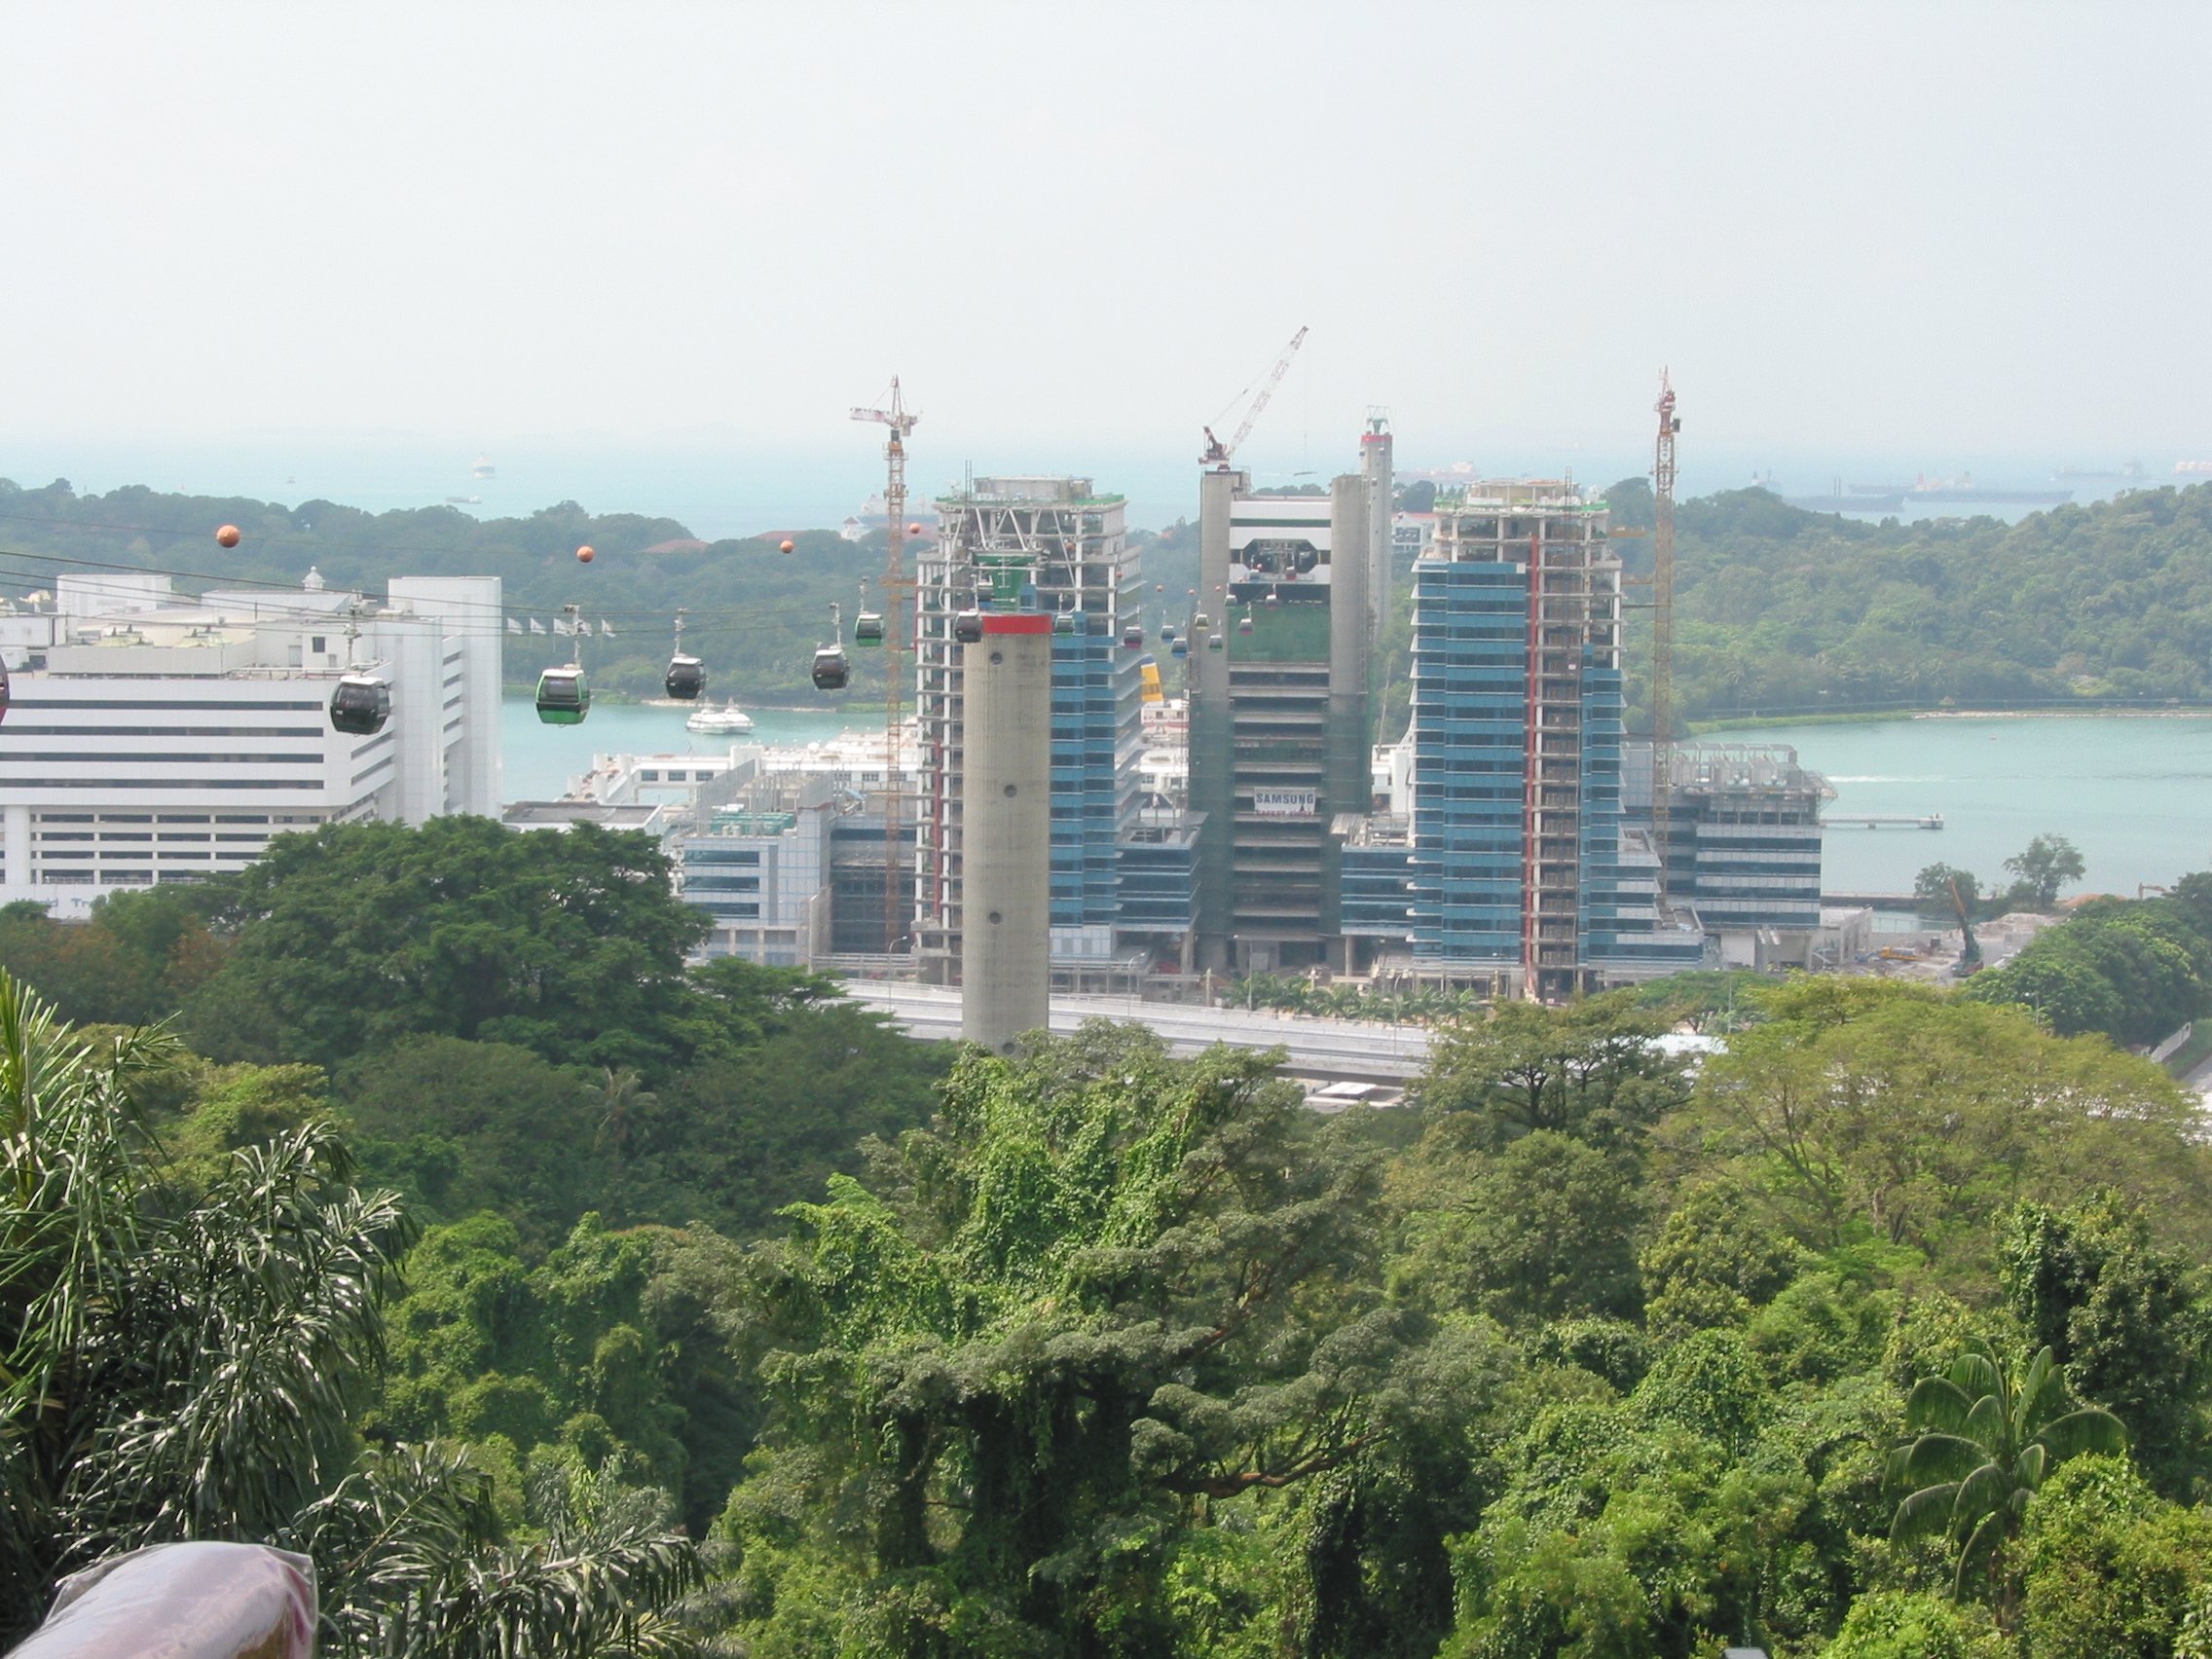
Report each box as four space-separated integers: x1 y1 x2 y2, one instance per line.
960 611 1052 1053
1361 416 1393 653
1189 455 1374 973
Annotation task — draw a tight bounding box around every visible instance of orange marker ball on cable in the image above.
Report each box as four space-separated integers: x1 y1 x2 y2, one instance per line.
215 525 240 548
779 539 795 554
575 545 595 564
907 522 922 535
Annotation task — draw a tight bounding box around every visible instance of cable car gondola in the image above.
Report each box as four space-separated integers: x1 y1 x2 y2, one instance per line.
1121 624 1143 649
663 608 705 699
536 666 590 723
329 674 390 736
665 653 705 700
812 601 850 691
537 603 591 723
1237 610 1255 634
953 608 984 645
1207 633 1224 651
1170 637 1189 659
1264 589 1281 609
854 611 885 646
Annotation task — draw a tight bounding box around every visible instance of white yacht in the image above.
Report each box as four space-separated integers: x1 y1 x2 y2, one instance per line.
685 702 755 735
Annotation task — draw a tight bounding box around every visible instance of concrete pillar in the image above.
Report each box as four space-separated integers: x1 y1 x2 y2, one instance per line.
1190 466 1243 969
960 613 1051 1054
1361 423 1393 656
1323 474 1373 941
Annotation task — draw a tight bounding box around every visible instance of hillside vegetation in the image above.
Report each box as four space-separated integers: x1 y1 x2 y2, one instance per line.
0 475 1195 708
1599 478 2212 727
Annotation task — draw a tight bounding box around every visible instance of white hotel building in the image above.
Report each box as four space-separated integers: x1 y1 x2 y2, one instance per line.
0 572 501 911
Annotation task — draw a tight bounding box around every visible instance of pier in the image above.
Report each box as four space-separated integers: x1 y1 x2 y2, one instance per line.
1823 813 1943 830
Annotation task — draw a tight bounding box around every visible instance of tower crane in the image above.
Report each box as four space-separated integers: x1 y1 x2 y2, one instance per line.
1650 371 1680 915
1200 326 1309 466
852 377 920 956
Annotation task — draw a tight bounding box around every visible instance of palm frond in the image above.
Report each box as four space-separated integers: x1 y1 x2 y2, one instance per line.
1891 1481 1963 1546
2037 1406 2128 1463
1894 1433 1988 1489
1954 1510 2008 1600
1905 1376 1975 1436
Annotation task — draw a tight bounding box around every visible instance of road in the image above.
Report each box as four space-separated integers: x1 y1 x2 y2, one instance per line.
842 982 1432 1088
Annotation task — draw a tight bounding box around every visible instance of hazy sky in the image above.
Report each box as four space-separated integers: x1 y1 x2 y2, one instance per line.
4 1 2205 490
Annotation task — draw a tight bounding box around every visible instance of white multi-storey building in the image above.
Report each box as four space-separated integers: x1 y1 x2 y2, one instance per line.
0 573 501 911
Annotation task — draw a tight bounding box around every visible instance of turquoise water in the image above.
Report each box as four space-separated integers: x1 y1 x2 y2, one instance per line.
500 697 859 802
1748 717 2212 898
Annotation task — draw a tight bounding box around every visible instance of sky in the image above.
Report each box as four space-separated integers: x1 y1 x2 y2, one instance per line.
1 1 2205 533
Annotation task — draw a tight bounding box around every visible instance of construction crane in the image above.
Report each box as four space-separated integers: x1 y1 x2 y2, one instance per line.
1200 326 1309 466
1650 371 1680 915
851 377 920 957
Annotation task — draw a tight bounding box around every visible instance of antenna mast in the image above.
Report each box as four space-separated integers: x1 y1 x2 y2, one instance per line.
1650 372 1679 914
851 379 921 958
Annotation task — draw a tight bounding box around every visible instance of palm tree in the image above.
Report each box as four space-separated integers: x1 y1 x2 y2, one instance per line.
1889 1336 2126 1619
0 970 704 1653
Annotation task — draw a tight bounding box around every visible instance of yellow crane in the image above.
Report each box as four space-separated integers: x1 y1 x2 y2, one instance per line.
851 378 920 956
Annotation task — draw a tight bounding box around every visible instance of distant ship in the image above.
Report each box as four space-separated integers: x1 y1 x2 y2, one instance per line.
471 454 497 480
445 495 481 505
685 702 755 735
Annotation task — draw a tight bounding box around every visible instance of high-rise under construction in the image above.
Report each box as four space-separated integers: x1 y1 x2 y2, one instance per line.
1398 478 1702 996
913 476 1144 983
1188 456 1374 973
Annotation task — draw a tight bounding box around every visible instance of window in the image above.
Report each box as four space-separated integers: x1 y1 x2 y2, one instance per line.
641 771 659 781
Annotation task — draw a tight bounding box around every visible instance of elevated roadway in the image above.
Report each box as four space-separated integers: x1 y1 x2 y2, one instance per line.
842 982 1432 1088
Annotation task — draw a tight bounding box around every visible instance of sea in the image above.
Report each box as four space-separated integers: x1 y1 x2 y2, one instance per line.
1735 715 2212 901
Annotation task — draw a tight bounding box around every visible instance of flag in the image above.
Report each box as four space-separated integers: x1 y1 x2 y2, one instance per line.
599 619 615 637
529 618 547 635
505 617 521 634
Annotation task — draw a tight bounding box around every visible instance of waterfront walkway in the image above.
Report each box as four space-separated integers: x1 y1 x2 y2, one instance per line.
843 982 1432 1088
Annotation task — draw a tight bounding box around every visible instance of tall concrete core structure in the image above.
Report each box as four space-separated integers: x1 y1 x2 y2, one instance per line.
918 477 1142 982
1190 450 1373 973
960 611 1052 1053
1361 416 1393 653
1406 479 1701 997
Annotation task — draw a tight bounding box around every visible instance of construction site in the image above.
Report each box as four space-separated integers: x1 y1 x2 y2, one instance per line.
688 351 1843 1044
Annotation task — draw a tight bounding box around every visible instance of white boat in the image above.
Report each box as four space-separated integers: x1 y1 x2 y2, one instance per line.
685 702 755 734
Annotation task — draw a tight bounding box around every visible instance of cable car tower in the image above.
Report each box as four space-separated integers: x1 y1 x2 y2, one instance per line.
851 378 920 956
1650 372 1680 916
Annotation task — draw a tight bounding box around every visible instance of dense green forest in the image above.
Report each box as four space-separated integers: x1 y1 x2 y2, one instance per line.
11 818 2212 1654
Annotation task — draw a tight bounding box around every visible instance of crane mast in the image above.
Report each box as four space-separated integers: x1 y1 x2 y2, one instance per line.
1650 372 1679 916
851 378 920 957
